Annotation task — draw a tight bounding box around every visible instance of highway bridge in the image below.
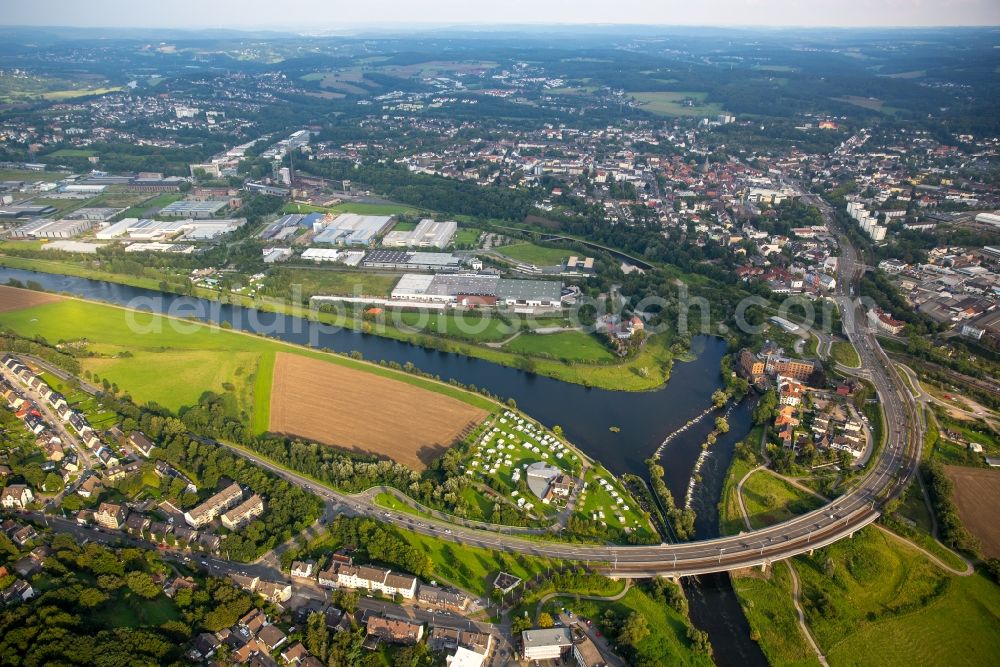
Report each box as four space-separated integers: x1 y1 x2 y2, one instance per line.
200 191 922 578
23 197 922 577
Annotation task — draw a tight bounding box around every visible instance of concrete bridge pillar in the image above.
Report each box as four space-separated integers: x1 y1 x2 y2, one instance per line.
760 561 768 573
808 549 814 556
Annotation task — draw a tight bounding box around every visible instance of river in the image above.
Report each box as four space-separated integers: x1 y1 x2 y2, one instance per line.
0 267 766 664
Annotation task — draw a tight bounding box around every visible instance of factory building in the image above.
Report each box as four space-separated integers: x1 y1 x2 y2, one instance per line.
159 199 231 219
96 217 246 241
11 218 95 239
362 249 464 272
310 213 395 246
390 274 563 310
382 218 457 249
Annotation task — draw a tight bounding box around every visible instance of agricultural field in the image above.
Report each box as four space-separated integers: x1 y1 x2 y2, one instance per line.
268 351 488 469
496 242 571 266
86 349 261 417
576 466 651 533
503 330 614 362
460 409 580 517
0 287 494 435
944 466 1000 558
0 286 61 313
630 91 726 117
0 72 121 102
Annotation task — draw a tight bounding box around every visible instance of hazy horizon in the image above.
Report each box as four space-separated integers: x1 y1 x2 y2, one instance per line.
2 0 999 31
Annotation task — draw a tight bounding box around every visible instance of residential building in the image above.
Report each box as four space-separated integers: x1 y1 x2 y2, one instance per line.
573 636 607 667
183 483 243 527
127 431 157 458
291 560 315 579
366 615 424 645
417 584 470 612
220 494 265 530
94 502 128 530
0 485 33 509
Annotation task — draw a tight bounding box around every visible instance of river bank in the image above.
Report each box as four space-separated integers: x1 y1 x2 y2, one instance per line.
0 252 678 392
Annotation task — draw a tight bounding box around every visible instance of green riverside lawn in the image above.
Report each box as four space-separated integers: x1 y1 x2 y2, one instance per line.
718 444 1000 667
0 252 679 391
538 587 714 667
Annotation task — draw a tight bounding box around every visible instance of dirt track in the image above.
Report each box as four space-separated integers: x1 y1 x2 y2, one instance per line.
269 352 487 469
945 465 1000 559
0 285 62 312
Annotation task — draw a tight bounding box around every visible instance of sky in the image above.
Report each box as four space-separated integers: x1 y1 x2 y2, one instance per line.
2 0 999 30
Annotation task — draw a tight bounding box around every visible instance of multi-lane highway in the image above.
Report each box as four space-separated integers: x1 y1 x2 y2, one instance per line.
19 199 922 577
201 197 921 577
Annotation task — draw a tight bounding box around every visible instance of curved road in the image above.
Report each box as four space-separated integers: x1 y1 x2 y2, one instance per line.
206 191 922 578
23 194 922 577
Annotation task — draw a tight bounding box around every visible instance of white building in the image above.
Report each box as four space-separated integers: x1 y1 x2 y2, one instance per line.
522 628 573 661
1 484 34 509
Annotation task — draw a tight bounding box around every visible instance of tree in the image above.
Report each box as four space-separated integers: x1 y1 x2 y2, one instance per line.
537 612 555 629
619 612 649 646
75 585 109 607
687 627 713 656
711 389 728 408
43 472 64 493
753 389 778 425
305 611 330 662
511 615 532 634
125 571 162 599
715 417 729 433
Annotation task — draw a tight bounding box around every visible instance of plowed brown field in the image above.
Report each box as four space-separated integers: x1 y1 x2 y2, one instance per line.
0 285 61 312
945 465 1000 558
269 352 487 469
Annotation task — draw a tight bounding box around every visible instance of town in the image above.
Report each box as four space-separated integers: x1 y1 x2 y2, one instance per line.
1 17 999 667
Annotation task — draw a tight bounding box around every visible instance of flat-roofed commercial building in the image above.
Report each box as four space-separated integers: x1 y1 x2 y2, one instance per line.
382 219 457 249
0 205 56 219
496 278 562 308
301 248 365 265
11 219 94 239
96 217 245 241
522 628 572 661
311 213 395 246
363 249 464 272
159 199 230 219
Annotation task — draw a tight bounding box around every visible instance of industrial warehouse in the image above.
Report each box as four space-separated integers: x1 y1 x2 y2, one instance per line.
11 218 95 239
311 273 565 313
310 212 395 246
96 217 247 242
382 218 457 249
362 249 466 272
